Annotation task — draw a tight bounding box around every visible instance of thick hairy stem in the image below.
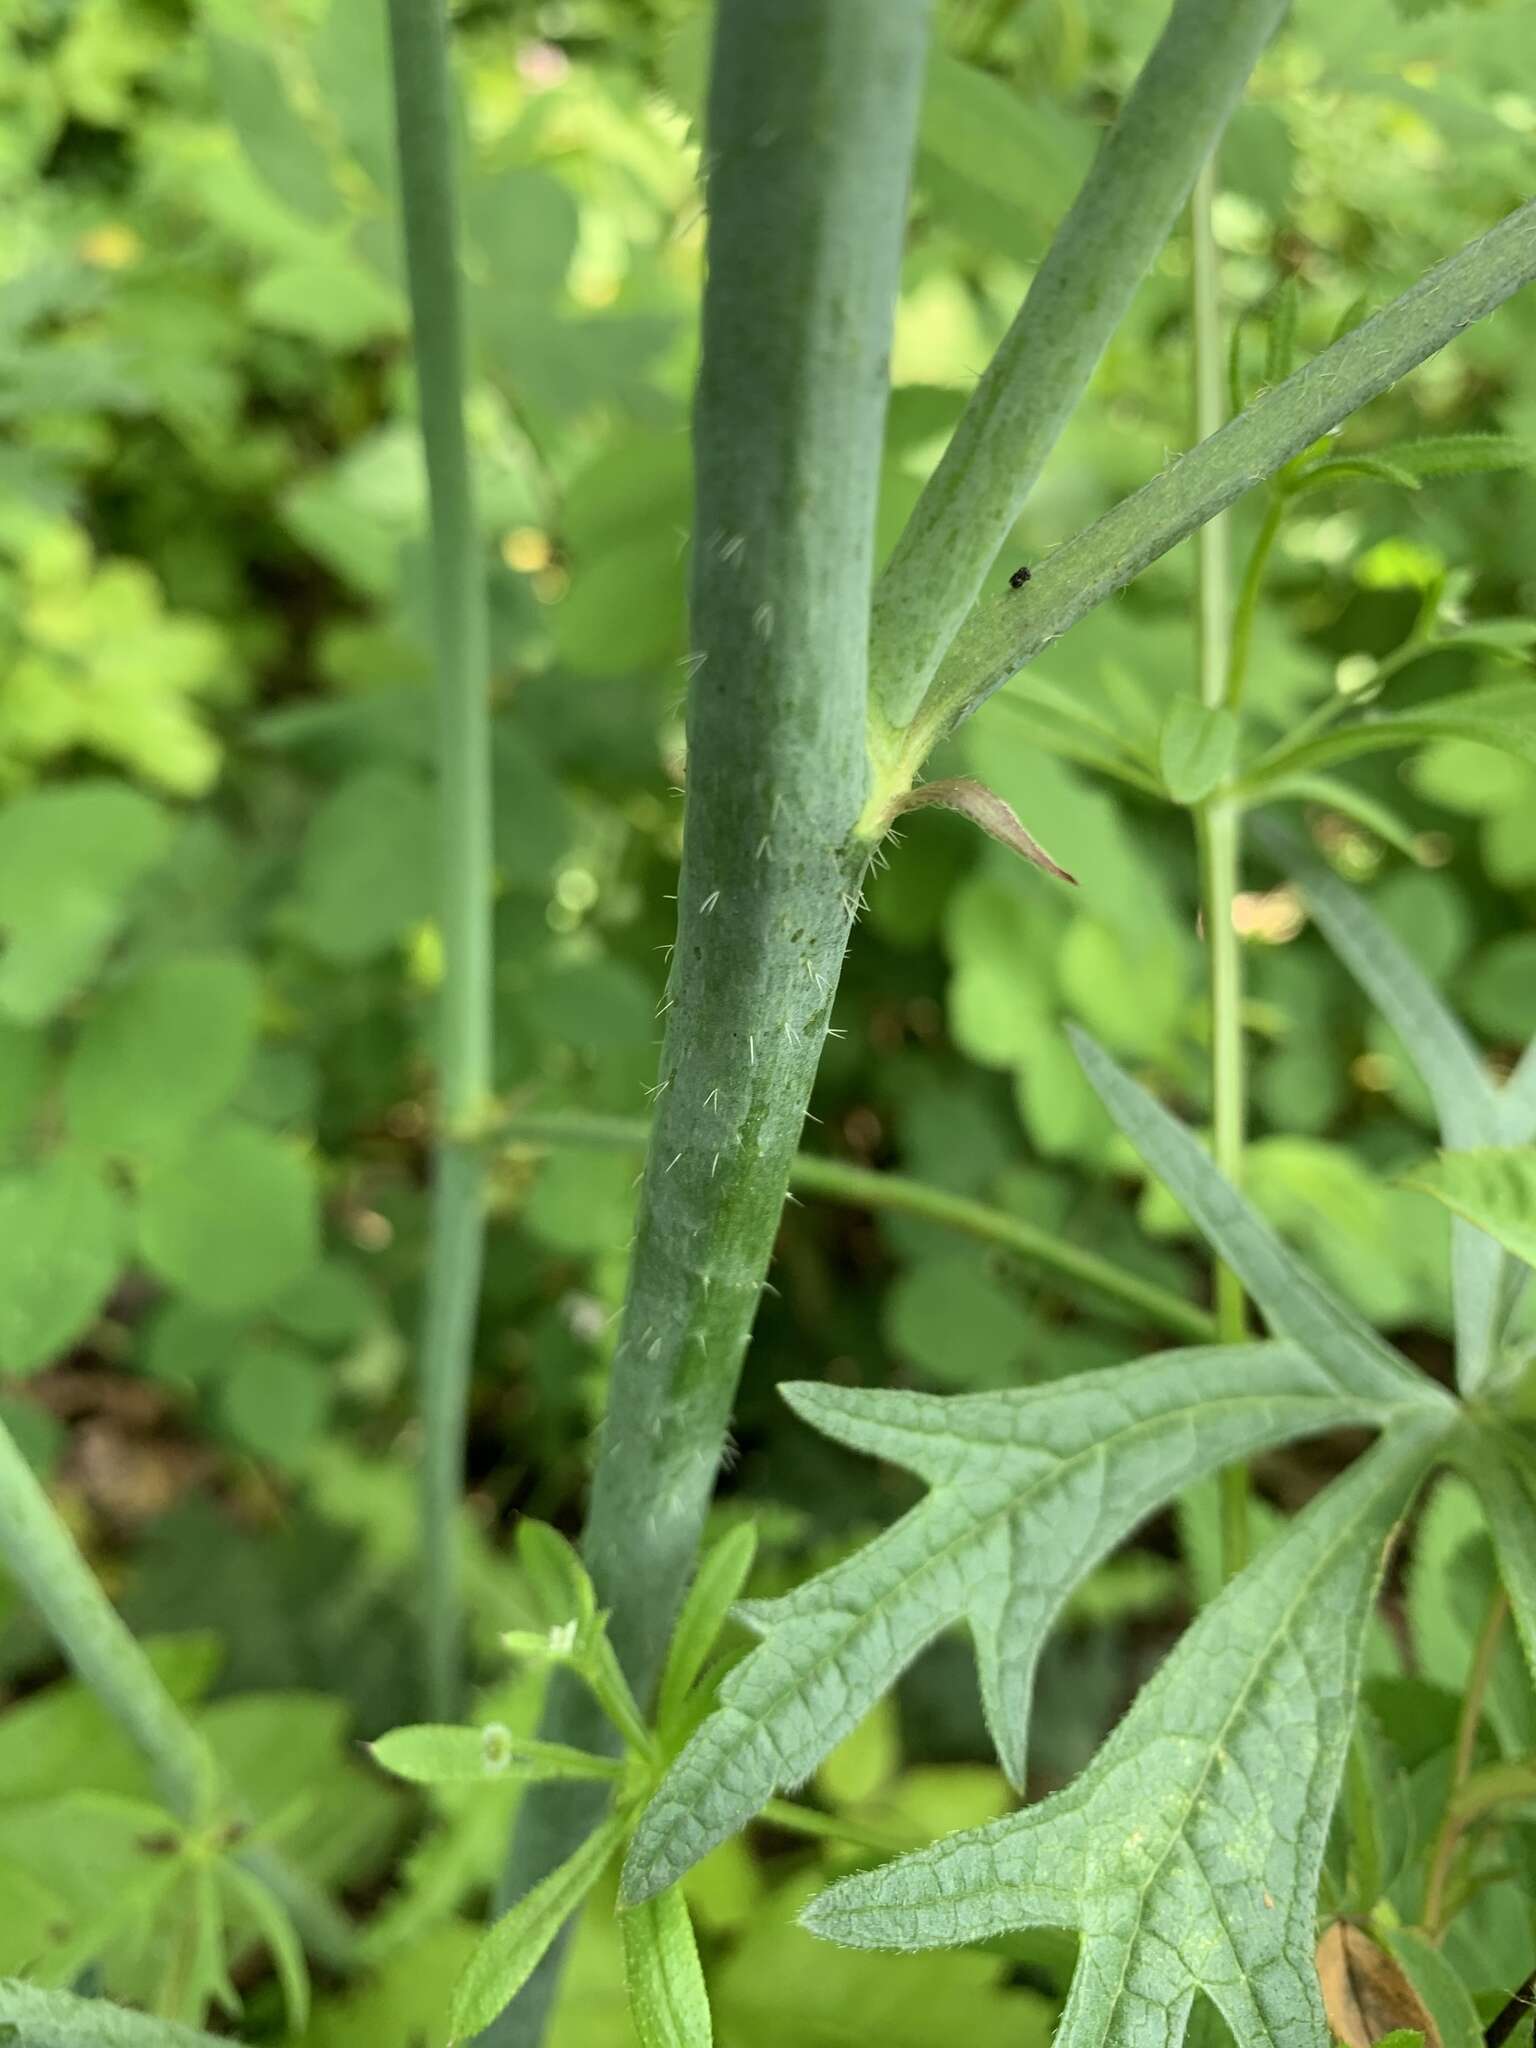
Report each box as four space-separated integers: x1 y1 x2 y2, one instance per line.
911 196 1536 749
0 1423 354 1968
483 5 931 2041
385 0 494 1719
868 0 1287 731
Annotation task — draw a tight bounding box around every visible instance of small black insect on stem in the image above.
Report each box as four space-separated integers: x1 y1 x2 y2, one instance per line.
1009 564 1032 590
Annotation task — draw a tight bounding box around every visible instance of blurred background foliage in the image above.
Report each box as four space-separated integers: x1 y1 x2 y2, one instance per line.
2 0 1536 2038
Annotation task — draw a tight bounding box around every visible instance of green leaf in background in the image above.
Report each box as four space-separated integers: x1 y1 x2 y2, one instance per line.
286 766 437 964
622 1343 1426 1902
449 1811 626 2044
1460 1429 1536 1695
1247 681 1536 790
0 1153 125 1375
1071 1028 1443 1406
1402 1148 1536 1271
137 1122 319 1314
216 1337 329 1467
63 954 260 1159
1261 824 1531 1390
205 30 343 226
1381 1926 1484 2048
802 1427 1443 2048
1384 434 1535 477
620 1887 713 2048
0 783 171 1023
368 1723 621 1788
1158 700 1239 804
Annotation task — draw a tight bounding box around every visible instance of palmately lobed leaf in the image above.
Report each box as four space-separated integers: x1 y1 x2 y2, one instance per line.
621 1342 1433 1905
803 1421 1448 2048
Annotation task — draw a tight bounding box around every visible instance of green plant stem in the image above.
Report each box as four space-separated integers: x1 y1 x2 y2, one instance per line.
1189 159 1250 1582
1224 489 1285 710
759 1799 909 1858
496 1111 1214 1341
485 8 932 2042
0 1978 227 2048
867 0 1288 730
0 1421 355 1970
911 196 1536 750
385 0 495 1721
1420 1584 1508 1937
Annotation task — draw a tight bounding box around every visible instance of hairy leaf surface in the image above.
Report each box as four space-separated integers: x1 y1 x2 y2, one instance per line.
622 1344 1432 1902
803 1424 1445 2048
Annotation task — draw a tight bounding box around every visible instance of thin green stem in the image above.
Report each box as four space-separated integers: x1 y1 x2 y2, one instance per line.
759 1798 909 1858
0 1421 355 1969
868 0 1288 728
1233 628 1437 794
385 0 495 1721
911 196 1536 749
1191 162 1231 708
1224 489 1285 709
496 1111 1214 1341
1420 1584 1508 1938
1190 161 1250 1583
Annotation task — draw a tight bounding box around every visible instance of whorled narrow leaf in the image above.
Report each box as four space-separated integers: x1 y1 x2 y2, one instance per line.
621 1886 714 2048
621 1344 1431 1903
450 1811 626 2044
803 1423 1446 2048
218 1861 311 2037
1068 1028 1449 1412
1252 822 1507 1390
654 1523 758 1737
1241 682 1536 789
1459 1428 1536 1694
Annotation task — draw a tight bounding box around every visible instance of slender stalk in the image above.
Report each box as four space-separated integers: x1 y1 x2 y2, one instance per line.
385 0 495 1720
1421 1585 1509 1937
867 0 1288 731
0 1979 227 2048
1189 161 1250 1581
907 196 1536 753
1225 489 1285 710
759 1798 909 1858
496 1111 1214 1341
1191 162 1231 705
485 8 932 2041
0 1421 355 1969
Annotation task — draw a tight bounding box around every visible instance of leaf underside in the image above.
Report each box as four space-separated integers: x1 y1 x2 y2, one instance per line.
803 1423 1445 2048
622 1340 1429 1903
